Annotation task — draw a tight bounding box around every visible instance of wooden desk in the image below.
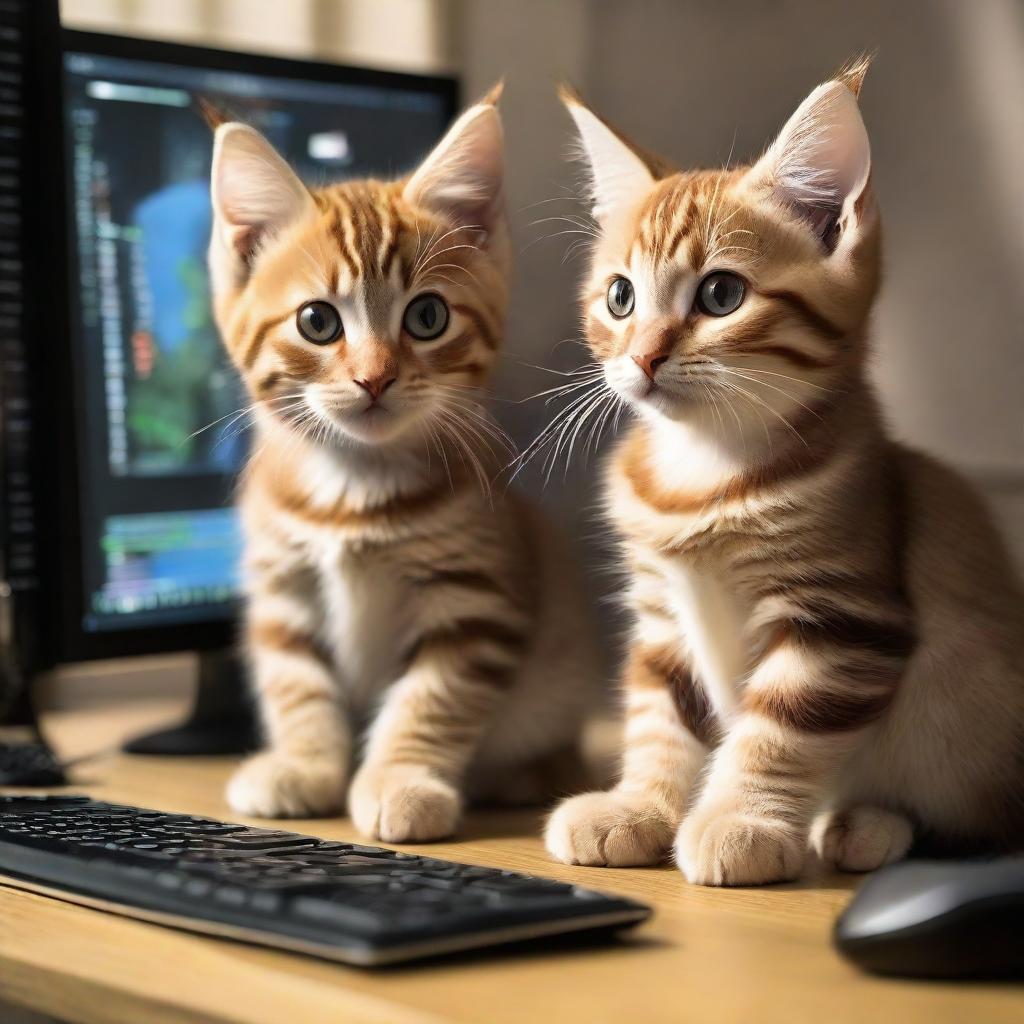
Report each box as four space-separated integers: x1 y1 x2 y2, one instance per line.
1 702 1019 1024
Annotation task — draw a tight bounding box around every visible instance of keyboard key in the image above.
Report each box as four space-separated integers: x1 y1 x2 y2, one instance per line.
207 830 316 849
213 886 247 907
250 892 282 913
182 878 214 898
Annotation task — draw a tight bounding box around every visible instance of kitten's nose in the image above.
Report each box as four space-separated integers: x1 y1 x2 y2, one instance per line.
629 322 675 381
354 375 396 401
631 352 669 381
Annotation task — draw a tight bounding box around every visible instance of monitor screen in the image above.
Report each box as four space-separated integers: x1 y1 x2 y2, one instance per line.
60 37 453 637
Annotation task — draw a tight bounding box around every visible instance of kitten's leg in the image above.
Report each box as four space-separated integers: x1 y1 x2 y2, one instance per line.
810 806 913 872
347 614 529 842
227 554 349 819
675 610 911 885
545 644 709 867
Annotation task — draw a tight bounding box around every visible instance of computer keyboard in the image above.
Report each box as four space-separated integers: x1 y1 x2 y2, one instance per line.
0 795 650 965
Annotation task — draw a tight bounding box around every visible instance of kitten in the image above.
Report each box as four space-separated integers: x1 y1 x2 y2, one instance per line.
545 61 1024 884
208 88 598 842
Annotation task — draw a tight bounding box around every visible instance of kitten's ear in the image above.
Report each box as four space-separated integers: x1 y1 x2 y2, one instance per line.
559 86 656 223
403 83 505 237
210 122 311 277
746 59 872 243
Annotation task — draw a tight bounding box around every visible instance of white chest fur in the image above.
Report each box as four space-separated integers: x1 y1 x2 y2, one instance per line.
656 555 750 721
315 540 407 712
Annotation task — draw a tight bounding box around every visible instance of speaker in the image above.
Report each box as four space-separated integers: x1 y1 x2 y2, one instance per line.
0 0 62 722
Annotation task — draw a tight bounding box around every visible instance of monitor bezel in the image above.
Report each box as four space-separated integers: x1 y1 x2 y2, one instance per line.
48 28 458 663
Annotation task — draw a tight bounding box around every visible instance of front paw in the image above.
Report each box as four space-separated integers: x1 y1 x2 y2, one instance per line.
226 751 347 818
545 790 675 867
675 804 805 886
348 765 461 842
811 806 913 873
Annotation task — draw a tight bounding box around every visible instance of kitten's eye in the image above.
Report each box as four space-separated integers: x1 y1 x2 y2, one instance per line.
297 301 343 344
607 276 635 319
696 271 745 317
403 293 449 341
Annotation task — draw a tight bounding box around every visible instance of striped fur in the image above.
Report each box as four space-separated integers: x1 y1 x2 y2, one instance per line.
209 91 599 840
546 62 1024 884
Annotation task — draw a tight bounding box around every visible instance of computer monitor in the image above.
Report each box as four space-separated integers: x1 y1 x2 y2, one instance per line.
50 31 456 664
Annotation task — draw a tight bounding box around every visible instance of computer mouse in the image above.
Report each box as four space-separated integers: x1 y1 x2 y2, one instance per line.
834 856 1024 978
0 741 66 787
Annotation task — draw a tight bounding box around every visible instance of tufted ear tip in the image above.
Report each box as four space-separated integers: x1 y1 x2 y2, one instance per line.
560 92 660 224
478 79 505 107
556 81 585 109
198 96 229 130
836 52 874 99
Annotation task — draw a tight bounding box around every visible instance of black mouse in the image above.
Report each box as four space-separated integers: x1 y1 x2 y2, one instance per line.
834 856 1024 979
0 741 66 787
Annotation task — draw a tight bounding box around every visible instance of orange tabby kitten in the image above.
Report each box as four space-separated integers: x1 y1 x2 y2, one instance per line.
545 62 1024 884
208 89 597 841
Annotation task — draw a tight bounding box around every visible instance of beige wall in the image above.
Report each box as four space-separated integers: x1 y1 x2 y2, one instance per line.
60 0 459 71
460 0 1024 569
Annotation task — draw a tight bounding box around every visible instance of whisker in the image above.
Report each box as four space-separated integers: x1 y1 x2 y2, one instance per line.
418 271 463 291
412 223 482 282
515 194 579 214
720 361 835 393
715 378 771 448
519 227 597 257
418 261 482 288
546 386 610 482
513 359 601 378
718 367 824 421
525 214 599 235
716 377 807 446
531 373 606 405
182 390 306 446
508 381 605 481
438 400 517 455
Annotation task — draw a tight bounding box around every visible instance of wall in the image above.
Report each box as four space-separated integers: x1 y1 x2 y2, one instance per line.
60 0 458 71
460 0 1024 570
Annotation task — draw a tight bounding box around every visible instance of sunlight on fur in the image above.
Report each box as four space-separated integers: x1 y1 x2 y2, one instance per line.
208 87 600 841
542 58 1024 885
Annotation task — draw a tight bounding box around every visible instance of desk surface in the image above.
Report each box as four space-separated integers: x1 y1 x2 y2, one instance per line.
1 700 1020 1024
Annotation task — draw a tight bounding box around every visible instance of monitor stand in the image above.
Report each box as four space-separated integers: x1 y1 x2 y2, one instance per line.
123 649 259 756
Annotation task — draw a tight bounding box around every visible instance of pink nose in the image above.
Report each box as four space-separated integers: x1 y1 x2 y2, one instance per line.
631 352 669 381
354 375 396 401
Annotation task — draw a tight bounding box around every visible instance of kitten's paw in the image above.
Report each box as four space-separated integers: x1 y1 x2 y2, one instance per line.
675 805 805 886
348 766 461 843
226 752 347 819
545 790 675 867
811 806 913 872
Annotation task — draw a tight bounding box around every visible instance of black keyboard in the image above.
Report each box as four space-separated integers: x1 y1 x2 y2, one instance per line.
0 795 650 965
